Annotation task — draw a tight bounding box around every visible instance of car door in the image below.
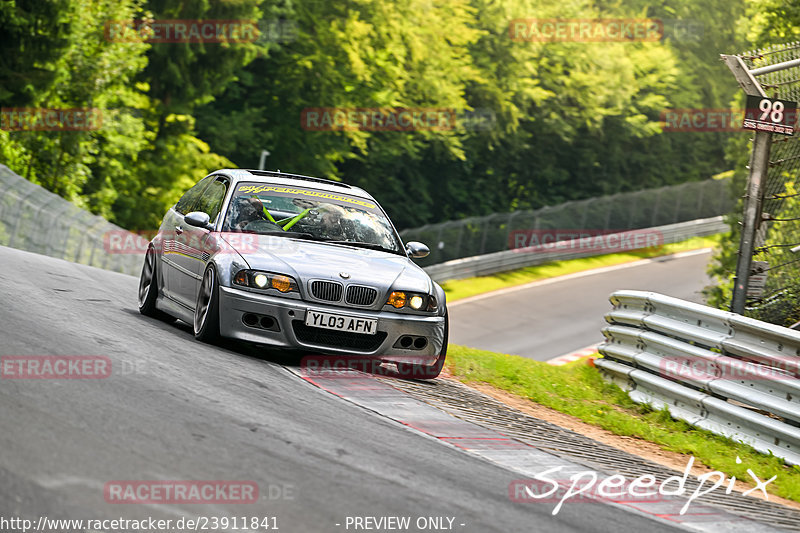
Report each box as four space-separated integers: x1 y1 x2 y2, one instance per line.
162 175 214 304
171 175 230 308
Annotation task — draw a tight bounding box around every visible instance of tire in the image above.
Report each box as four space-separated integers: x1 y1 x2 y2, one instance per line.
138 246 174 322
397 311 448 380
194 265 221 343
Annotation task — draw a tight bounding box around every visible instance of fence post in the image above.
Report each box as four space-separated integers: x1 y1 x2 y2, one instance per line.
504 212 516 251
672 183 684 224
453 221 465 260
7 186 41 248
722 54 772 315
478 217 491 255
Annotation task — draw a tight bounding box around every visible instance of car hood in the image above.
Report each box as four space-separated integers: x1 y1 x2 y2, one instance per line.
219 234 432 294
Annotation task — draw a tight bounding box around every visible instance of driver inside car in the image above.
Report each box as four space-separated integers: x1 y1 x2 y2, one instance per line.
226 196 266 231
316 204 351 240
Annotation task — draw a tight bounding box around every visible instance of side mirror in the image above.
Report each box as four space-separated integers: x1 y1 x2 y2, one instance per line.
406 241 430 259
184 211 213 230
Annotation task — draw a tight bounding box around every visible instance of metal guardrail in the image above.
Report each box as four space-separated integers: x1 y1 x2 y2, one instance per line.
401 177 735 267
0 164 142 276
596 290 800 465
424 217 728 283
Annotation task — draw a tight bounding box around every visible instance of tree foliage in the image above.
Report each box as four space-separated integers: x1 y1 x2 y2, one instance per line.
1 0 753 231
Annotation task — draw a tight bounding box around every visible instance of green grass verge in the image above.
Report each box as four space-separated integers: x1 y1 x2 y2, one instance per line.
447 344 800 503
442 235 722 302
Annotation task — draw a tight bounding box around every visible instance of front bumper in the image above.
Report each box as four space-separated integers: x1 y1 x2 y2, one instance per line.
218 285 445 366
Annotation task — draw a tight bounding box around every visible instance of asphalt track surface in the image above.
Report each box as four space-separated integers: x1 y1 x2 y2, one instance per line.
449 250 714 361
0 245 689 532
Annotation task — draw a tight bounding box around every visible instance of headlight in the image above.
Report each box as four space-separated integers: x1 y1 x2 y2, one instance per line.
233 270 299 294
385 291 437 312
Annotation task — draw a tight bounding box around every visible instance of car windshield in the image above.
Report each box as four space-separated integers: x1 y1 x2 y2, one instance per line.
222 182 402 253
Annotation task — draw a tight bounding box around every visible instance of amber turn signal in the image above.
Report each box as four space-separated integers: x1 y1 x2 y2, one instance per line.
271 275 293 293
386 291 407 308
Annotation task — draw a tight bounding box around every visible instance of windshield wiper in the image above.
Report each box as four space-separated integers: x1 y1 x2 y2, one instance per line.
323 240 403 255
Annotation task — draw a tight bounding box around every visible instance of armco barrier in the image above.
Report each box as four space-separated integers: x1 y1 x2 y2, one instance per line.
423 217 728 283
596 290 800 465
401 178 735 267
0 164 142 275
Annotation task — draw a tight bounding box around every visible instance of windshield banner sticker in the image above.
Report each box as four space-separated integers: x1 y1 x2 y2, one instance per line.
236 184 376 209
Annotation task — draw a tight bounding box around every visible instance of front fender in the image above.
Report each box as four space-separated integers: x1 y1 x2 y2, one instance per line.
432 281 448 317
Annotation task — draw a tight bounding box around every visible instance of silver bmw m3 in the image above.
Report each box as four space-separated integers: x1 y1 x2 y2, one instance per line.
138 169 448 378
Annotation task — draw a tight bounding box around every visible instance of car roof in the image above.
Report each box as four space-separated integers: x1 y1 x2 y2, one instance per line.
217 169 376 201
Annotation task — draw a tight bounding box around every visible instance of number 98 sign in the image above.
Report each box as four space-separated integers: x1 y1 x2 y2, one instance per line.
743 95 798 135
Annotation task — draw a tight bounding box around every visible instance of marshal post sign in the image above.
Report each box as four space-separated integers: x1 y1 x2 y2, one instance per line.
743 95 798 135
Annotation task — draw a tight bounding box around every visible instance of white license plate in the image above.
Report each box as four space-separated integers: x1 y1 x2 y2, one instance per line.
305 310 378 335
